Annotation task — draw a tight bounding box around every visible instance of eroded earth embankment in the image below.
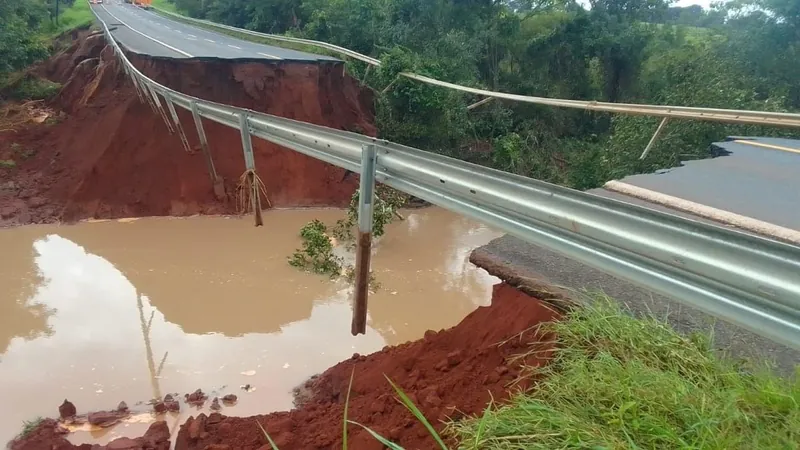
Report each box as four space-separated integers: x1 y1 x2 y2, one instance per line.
9 281 560 450
0 32 374 226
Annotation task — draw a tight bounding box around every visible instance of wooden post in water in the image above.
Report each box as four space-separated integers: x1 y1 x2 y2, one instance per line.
351 144 377 335
239 113 263 227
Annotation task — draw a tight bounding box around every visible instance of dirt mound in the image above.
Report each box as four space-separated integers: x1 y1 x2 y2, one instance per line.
8 420 169 450
0 33 374 226
174 283 559 450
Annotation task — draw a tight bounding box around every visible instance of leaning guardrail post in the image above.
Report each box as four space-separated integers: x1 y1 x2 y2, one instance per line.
148 85 175 134
190 101 219 184
163 92 191 153
238 113 264 227
639 117 670 160
351 144 378 336
140 81 160 115
128 71 147 105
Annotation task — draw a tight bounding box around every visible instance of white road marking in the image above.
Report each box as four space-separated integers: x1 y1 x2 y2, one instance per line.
733 139 800 155
604 180 800 245
188 34 196 38
100 4 193 57
258 52 283 60
176 30 182 34
205 39 215 43
228 44 242 50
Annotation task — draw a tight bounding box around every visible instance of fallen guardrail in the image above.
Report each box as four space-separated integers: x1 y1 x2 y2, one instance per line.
150 6 800 160
92 7 800 349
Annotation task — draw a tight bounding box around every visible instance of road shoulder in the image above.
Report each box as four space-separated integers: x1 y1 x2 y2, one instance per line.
471 188 799 376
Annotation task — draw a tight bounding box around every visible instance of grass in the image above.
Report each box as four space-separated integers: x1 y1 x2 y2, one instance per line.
0 159 17 168
449 295 800 449
150 0 180 14
17 417 43 439
42 0 94 39
253 294 798 449
4 77 62 101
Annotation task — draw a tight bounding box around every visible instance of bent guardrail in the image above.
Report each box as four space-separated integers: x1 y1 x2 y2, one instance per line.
149 6 800 160
92 7 800 349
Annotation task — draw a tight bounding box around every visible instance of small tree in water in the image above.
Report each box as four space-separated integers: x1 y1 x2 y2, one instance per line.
288 220 343 276
288 185 408 280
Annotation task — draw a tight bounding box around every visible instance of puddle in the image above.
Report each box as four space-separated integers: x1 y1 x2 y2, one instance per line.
0 207 501 445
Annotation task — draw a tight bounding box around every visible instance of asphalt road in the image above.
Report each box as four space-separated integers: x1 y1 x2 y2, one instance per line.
91 2 339 61
616 137 800 230
474 137 800 375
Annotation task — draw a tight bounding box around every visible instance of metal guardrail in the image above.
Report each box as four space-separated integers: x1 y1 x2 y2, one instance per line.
92 8 800 349
152 7 800 138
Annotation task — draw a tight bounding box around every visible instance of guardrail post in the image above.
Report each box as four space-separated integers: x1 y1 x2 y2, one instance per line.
351 143 377 336
148 85 175 134
639 117 670 160
190 101 219 185
141 81 160 115
239 113 264 227
163 92 191 153
128 72 147 105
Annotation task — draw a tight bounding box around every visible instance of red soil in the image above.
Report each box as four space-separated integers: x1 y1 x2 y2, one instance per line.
8 420 170 450
175 282 559 450
8 282 560 450
0 33 374 226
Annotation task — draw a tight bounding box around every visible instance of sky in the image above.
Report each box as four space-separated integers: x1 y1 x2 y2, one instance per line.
674 0 716 8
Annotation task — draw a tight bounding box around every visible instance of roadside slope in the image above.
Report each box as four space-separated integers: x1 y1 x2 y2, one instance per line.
0 33 375 226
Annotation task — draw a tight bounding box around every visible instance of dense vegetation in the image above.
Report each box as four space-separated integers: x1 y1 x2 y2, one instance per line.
161 0 799 188
450 296 800 449
0 0 93 98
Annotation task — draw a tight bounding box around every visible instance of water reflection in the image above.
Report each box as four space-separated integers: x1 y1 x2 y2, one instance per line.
0 208 500 444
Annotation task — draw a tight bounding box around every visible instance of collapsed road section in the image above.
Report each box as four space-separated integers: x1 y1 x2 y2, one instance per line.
0 30 374 226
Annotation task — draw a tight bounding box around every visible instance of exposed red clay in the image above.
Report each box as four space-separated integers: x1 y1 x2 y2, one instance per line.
174 282 559 450
9 282 559 449
0 33 374 226
8 420 170 450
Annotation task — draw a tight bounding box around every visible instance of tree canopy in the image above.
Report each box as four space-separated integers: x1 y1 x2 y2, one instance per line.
3 0 798 188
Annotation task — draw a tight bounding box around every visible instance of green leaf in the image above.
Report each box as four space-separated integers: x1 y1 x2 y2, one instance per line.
384 375 448 449
343 367 355 450
256 421 280 450
347 420 405 450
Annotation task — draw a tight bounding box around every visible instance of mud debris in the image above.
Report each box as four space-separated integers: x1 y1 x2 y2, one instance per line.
173 283 560 449
58 399 76 419
163 394 180 412
185 389 207 406
116 401 128 412
220 394 237 404
87 409 128 428
209 398 221 411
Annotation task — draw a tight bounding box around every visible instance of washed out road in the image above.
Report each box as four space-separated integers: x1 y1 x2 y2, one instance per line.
91 2 339 61
612 137 800 230
475 137 800 375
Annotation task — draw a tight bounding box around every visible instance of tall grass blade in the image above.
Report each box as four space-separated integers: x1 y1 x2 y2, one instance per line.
384 375 449 449
473 394 493 448
343 367 355 450
256 420 280 450
347 420 405 450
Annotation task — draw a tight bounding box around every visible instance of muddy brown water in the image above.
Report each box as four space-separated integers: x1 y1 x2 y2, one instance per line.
0 208 501 445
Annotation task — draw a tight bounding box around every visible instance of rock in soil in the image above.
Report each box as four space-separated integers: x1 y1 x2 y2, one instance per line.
58 399 77 419
185 389 207 406
164 394 180 412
